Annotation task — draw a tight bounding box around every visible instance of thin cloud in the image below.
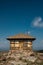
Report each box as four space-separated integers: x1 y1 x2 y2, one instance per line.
32 17 43 27
27 31 30 34
41 40 43 43
25 31 31 34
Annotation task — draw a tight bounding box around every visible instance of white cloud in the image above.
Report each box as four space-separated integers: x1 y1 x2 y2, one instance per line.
32 17 43 27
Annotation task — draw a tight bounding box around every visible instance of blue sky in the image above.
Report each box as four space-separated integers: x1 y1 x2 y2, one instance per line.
0 0 43 51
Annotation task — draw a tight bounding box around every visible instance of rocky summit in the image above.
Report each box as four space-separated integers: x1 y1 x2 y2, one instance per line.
0 50 43 65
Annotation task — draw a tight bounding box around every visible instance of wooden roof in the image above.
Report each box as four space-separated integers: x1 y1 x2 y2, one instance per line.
36 50 43 53
7 33 36 40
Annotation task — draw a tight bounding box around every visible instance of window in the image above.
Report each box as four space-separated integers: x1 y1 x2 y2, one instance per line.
23 42 27 47
15 43 19 47
11 44 14 47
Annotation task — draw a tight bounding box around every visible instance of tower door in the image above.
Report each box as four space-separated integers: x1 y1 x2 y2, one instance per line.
19 42 23 50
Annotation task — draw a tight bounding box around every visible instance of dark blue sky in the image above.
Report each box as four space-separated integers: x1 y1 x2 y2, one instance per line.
0 0 43 51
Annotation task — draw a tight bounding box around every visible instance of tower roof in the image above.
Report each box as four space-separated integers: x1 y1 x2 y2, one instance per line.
7 33 36 41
